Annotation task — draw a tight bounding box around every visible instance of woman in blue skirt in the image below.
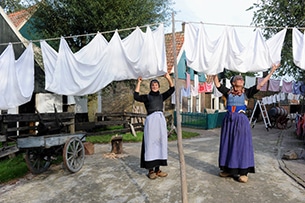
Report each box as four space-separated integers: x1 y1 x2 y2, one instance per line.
212 64 280 183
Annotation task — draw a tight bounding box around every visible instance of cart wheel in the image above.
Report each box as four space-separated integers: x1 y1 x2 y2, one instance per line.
25 148 51 174
63 137 85 173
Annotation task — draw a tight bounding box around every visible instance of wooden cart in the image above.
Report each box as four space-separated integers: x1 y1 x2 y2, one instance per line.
17 133 86 174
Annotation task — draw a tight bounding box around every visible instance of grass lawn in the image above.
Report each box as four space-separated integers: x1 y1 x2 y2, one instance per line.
86 130 199 143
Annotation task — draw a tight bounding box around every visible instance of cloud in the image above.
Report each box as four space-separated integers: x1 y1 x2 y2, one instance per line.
169 0 257 44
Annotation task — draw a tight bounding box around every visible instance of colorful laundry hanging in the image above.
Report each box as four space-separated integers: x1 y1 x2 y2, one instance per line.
268 79 281 92
281 80 293 93
191 85 198 96
198 83 205 93
293 81 303 95
280 92 286 100
204 82 213 92
257 78 268 91
198 82 213 93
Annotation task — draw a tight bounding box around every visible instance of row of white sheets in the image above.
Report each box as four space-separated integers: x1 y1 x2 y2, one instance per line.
41 24 167 96
3 24 305 109
184 23 287 74
262 93 302 105
0 24 167 110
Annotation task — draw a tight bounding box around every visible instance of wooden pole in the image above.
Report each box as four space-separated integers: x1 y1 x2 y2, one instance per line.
172 12 188 203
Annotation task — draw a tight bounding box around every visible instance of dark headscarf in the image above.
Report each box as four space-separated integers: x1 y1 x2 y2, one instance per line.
150 79 160 89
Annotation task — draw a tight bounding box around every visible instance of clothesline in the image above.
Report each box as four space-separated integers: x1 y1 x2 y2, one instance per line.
0 22 162 46
2 19 305 47
175 20 305 30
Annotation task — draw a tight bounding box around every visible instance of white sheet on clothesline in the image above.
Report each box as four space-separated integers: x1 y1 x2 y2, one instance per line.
184 23 286 74
292 28 305 70
0 43 34 110
41 24 167 96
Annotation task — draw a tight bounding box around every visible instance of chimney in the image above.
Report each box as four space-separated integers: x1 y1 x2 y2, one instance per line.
181 22 185 33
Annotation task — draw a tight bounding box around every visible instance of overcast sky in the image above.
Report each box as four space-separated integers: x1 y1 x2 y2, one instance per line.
168 0 258 44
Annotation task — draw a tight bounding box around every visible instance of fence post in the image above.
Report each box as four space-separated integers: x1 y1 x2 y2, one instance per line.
68 105 75 133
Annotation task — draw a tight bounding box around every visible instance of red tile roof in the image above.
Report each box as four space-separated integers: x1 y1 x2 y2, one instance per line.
165 31 184 73
7 7 35 29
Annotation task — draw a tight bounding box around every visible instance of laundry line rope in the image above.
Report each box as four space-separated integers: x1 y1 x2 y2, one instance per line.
2 19 305 47
175 19 305 30
0 22 162 46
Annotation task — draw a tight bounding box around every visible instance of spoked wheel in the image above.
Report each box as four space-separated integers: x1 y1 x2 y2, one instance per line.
25 148 51 174
63 137 85 173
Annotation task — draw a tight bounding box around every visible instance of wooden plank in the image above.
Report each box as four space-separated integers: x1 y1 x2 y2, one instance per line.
75 122 96 131
96 112 147 119
86 125 143 136
62 121 74 126
2 114 39 122
123 112 147 117
95 120 128 126
0 145 19 158
17 136 45 148
2 112 75 122
96 112 124 117
44 133 86 148
86 128 130 136
6 121 74 133
17 133 86 149
6 126 37 132
0 135 6 142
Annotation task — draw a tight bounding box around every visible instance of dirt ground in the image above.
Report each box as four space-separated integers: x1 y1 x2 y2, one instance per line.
0 123 305 203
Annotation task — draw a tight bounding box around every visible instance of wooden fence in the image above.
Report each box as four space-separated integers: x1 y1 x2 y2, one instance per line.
0 112 75 158
75 112 146 136
0 111 174 158
0 111 153 158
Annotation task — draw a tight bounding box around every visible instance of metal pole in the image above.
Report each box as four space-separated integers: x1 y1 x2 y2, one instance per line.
172 12 188 203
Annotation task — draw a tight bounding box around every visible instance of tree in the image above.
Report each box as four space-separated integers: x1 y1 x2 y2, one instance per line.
27 0 174 120
248 0 305 80
0 0 26 13
29 0 174 51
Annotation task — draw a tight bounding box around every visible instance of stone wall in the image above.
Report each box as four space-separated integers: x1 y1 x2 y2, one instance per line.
101 76 176 114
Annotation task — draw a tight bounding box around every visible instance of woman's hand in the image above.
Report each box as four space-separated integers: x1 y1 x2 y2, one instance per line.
271 63 280 73
164 72 174 87
135 76 142 92
137 76 142 83
164 72 170 80
257 63 280 90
